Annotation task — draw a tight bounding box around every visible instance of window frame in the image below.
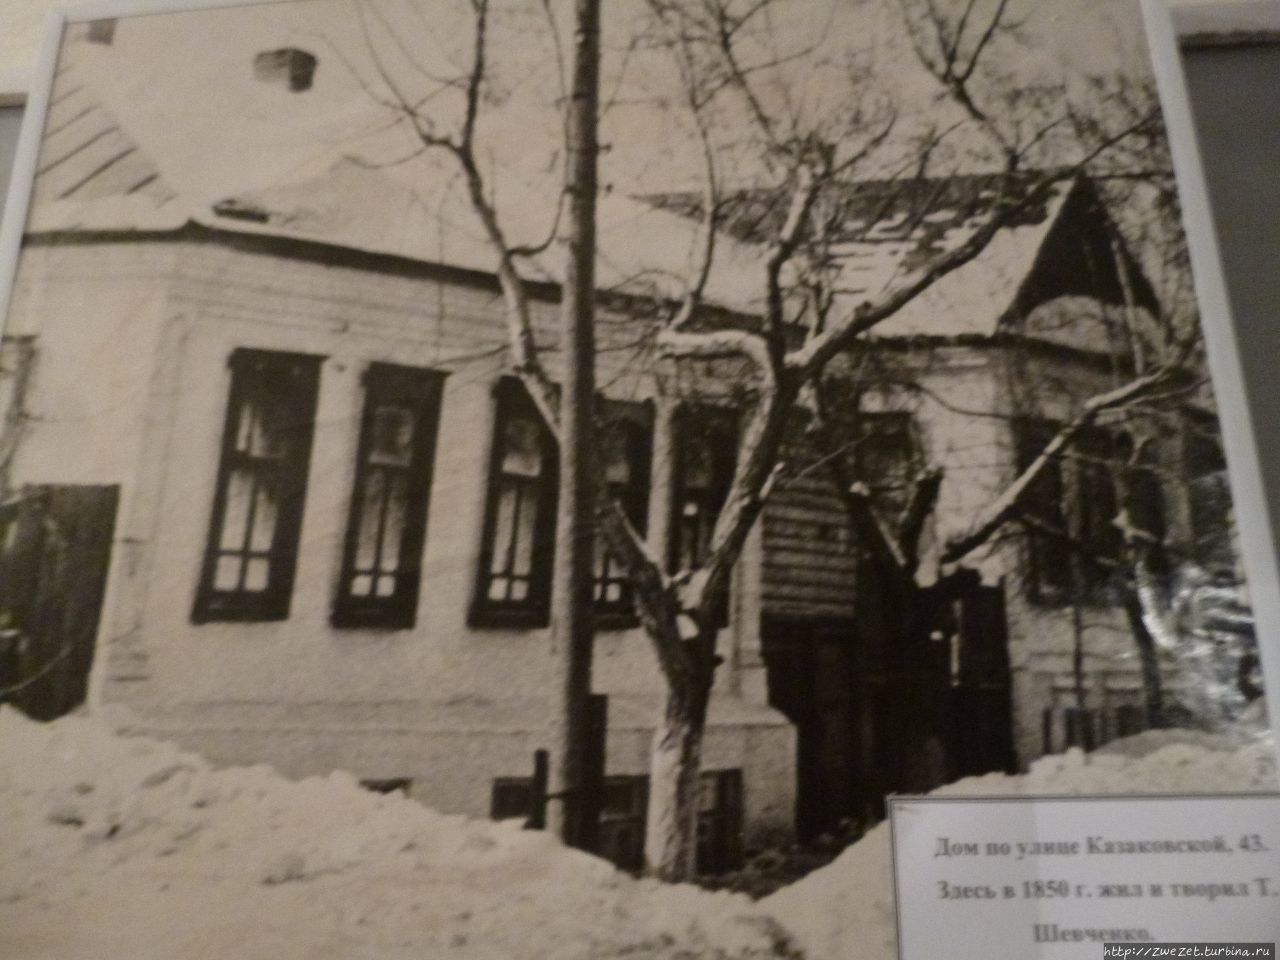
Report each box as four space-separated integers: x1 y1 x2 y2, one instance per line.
668 404 738 627
593 401 653 627
192 347 323 624
470 377 559 629
696 768 745 875
597 774 650 873
331 362 447 630
849 409 923 521
669 403 738 575
490 777 538 821
1014 417 1164 606
487 768 743 875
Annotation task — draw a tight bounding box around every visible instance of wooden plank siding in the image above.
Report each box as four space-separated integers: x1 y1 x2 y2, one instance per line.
761 434 858 620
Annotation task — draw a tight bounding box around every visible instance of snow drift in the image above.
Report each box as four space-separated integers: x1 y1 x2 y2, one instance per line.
0 707 800 960
762 734 1279 960
2 707 1275 960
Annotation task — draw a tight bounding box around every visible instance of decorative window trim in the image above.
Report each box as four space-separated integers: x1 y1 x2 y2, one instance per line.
849 409 924 520
470 382 655 631
332 362 447 630
470 377 558 629
192 348 323 624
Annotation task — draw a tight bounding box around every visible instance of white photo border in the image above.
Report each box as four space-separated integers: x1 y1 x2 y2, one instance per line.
1141 0 1280 756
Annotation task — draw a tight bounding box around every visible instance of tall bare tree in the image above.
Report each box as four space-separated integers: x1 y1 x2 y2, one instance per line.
347 0 1186 880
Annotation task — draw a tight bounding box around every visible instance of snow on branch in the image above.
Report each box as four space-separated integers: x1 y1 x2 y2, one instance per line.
656 328 775 384
939 364 1188 566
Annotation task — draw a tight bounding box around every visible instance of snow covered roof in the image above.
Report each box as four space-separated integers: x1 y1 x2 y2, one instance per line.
194 155 770 312
23 17 770 314
28 43 178 219
22 15 1136 341
649 174 1082 339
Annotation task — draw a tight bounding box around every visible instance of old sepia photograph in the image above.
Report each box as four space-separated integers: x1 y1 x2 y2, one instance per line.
0 0 1275 956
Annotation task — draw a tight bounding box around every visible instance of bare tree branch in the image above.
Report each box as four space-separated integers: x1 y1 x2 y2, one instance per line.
897 466 944 570
940 364 1188 565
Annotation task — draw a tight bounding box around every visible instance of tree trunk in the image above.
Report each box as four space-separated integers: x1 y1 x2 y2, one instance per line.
644 660 712 882
1124 593 1166 730
548 0 600 850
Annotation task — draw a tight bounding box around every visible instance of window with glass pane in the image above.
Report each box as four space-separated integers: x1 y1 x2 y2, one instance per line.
1014 417 1073 602
670 406 736 574
471 379 557 627
193 349 322 623
1014 419 1156 604
333 363 446 629
853 412 921 519
1073 426 1124 589
594 406 651 619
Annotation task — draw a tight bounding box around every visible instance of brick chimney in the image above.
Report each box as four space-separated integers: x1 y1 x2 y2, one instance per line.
253 48 317 92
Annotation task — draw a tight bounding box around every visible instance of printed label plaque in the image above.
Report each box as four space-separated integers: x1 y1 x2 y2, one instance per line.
890 795 1280 958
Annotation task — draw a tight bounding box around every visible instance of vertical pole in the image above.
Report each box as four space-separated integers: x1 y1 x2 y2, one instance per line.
549 0 601 850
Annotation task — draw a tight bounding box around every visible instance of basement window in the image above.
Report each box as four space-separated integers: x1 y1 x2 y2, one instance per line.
597 776 649 873
361 777 413 796
332 363 447 630
490 778 538 822
488 769 743 875
193 348 323 623
696 769 745 875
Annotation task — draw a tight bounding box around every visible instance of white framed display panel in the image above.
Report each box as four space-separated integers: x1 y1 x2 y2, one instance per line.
0 2 1277 958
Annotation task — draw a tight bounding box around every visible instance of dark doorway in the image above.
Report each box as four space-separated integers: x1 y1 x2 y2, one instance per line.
762 573 1016 843
939 579 1018 782
762 617 862 841
0 485 119 720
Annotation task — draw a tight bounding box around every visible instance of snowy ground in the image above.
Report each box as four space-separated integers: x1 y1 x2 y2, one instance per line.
2 707 1275 960
763 733 1279 960
0 708 800 960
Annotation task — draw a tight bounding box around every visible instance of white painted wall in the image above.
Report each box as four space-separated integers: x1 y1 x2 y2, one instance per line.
3 231 797 841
